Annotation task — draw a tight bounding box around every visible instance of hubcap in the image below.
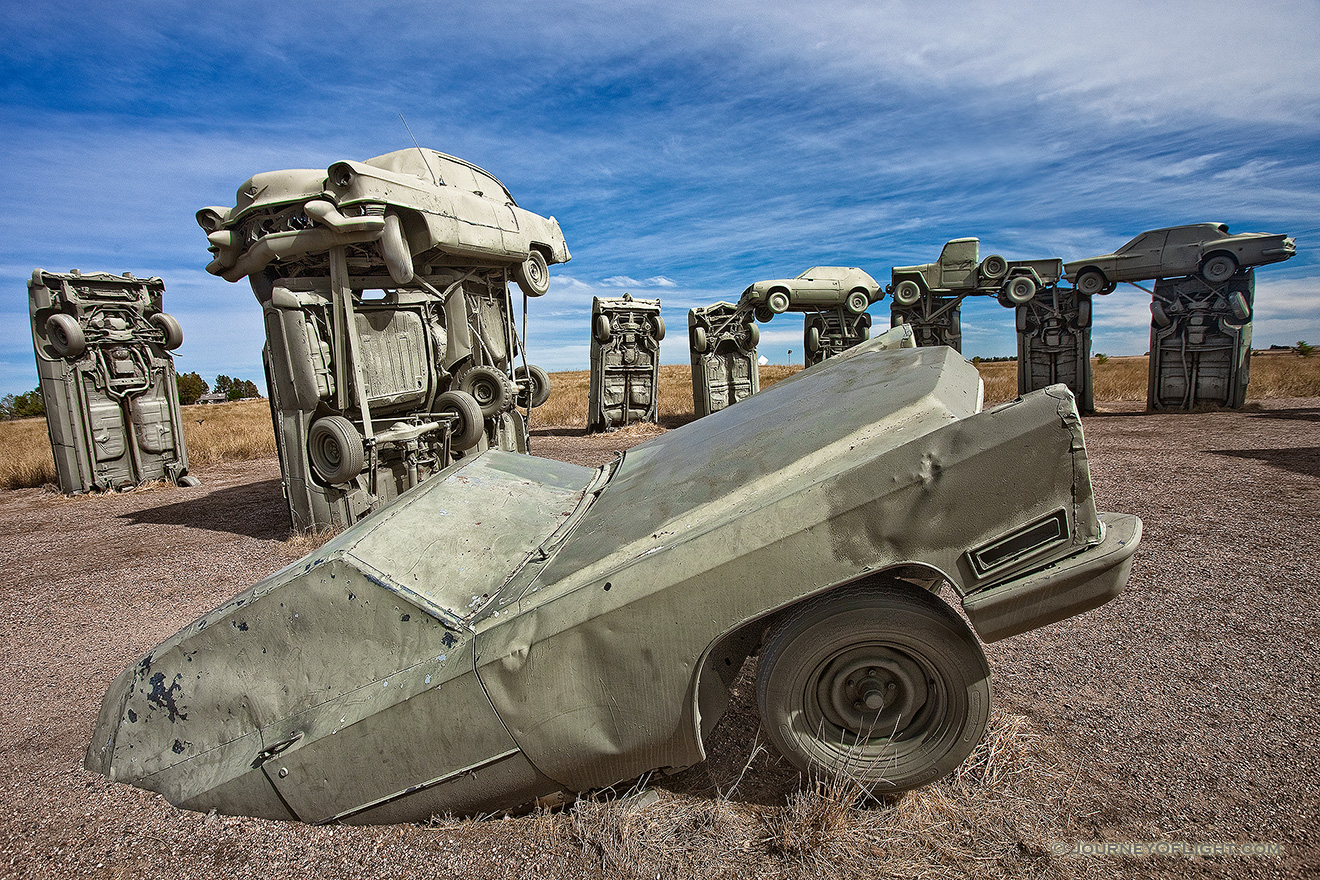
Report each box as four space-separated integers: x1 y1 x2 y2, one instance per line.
816 646 929 739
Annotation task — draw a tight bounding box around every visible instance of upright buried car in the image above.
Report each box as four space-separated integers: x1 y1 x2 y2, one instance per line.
88 328 1141 823
1063 222 1295 294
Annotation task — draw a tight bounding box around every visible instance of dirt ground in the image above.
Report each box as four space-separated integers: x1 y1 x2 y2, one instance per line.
1 401 1317 879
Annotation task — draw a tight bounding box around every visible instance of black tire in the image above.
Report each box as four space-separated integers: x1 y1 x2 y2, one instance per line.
754 305 775 324
768 290 791 314
1151 300 1172 328
652 315 666 341
515 250 550 297
380 212 414 285
1004 276 1037 305
515 364 552 408
150 312 184 350
436 390 485 450
46 313 86 359
1015 305 1030 333
757 581 991 792
459 365 512 417
594 314 612 343
1200 254 1237 285
690 325 708 354
307 416 365 484
893 280 922 306
846 290 870 314
1074 269 1108 296
979 255 1008 281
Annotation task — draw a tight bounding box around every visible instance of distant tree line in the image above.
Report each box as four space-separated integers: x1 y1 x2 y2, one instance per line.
177 372 261 404
0 387 44 420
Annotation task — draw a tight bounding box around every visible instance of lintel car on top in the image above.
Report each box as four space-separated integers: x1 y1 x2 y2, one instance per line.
197 148 570 293
1063 222 1295 295
88 327 1141 823
740 267 882 322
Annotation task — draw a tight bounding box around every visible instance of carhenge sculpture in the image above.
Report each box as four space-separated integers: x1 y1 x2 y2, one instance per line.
688 301 760 417
588 294 664 432
197 149 568 529
88 327 1142 823
28 269 199 493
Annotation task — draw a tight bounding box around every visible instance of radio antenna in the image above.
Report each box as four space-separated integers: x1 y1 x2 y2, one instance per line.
399 113 439 186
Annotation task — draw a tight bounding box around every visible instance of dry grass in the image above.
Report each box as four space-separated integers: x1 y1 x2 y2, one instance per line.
4 352 1320 489
0 415 58 489
514 710 1096 880
182 399 277 465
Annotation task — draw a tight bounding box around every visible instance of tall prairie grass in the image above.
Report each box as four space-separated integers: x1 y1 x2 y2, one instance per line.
4 352 1320 489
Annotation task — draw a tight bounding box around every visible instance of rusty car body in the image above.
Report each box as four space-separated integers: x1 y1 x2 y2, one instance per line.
1063 222 1295 294
87 327 1141 823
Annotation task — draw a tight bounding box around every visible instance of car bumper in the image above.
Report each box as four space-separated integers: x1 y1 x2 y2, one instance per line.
962 511 1142 642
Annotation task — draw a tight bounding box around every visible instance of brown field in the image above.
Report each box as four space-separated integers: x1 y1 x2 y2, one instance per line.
3 353 1320 491
2 397 1318 878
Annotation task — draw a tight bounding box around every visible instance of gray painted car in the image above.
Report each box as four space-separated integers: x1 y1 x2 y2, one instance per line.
197 149 570 294
741 267 881 320
1063 223 1295 295
87 328 1141 823
28 269 198 493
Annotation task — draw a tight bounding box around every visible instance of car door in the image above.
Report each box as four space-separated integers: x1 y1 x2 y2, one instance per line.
1112 231 1168 280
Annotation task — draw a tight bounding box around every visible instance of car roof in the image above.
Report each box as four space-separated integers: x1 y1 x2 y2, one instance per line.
364 149 517 204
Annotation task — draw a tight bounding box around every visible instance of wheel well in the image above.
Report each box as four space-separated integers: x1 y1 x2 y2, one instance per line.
1202 249 1236 265
690 564 955 750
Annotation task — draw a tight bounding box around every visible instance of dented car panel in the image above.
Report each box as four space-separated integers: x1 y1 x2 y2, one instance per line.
88 330 1140 822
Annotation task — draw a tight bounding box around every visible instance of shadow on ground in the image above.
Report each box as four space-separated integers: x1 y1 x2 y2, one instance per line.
120 478 290 540
1211 446 1320 480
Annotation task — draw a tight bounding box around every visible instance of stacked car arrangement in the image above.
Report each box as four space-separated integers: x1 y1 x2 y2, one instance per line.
194 148 569 529
21 150 1288 822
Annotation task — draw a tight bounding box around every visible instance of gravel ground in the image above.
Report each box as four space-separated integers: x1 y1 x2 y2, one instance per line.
1 401 1316 879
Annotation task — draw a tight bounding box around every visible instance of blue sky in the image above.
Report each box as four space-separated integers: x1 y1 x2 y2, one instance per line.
3 0 1318 396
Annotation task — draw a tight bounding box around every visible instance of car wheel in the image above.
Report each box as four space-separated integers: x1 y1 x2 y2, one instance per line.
515 250 551 297
1015 305 1030 333
690 325 709 354
459 365 513 417
1225 291 1251 323
46 313 86 359
1004 276 1037 305
1200 254 1238 285
150 312 184 350
979 255 1008 281
754 305 775 324
436 390 485 451
757 581 991 792
652 315 666 341
1151 300 1172 328
768 290 791 314
594 314 612 343
1074 269 1107 296
846 290 870 314
307 416 365 485
380 212 415 285
745 322 760 349
893 280 922 306
514 364 552 408
806 325 821 353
